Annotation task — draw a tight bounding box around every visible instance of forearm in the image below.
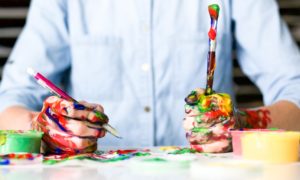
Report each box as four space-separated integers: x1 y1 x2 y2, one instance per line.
0 106 38 130
239 100 300 131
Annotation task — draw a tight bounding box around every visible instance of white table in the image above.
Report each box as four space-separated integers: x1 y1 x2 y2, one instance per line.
0 147 300 180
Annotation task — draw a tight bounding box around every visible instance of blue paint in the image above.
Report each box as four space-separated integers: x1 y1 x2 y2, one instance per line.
73 103 85 110
0 159 10 165
55 148 63 154
45 108 68 132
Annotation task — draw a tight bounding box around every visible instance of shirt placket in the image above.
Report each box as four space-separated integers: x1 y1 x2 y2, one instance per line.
136 0 155 146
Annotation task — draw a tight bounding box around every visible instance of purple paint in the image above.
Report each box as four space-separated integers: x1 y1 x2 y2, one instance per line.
45 108 67 132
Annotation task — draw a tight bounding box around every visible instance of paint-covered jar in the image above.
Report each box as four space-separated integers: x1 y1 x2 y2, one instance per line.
230 128 284 156
0 130 43 154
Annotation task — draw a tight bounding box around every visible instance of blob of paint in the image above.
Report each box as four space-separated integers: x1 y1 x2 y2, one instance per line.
208 4 220 20
169 148 197 155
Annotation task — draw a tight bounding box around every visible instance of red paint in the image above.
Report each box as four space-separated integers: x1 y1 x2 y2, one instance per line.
205 110 228 120
244 109 271 128
208 28 216 40
8 154 15 159
222 119 235 130
210 134 228 141
209 8 218 20
116 149 137 155
190 144 203 152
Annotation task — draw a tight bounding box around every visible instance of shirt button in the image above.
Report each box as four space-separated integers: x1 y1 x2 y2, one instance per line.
141 63 150 72
144 106 151 113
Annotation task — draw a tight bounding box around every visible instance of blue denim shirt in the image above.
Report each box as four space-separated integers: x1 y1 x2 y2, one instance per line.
0 0 299 147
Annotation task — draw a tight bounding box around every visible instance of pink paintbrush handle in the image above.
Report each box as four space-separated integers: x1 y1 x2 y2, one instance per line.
34 72 75 102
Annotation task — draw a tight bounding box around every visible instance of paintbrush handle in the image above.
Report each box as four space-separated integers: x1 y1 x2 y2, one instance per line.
205 4 220 95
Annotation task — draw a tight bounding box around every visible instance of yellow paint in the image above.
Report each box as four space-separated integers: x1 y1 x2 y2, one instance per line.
199 93 232 115
241 131 300 163
159 146 180 151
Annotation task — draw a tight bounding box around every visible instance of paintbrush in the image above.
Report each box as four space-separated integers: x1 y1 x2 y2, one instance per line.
27 67 122 139
205 4 220 95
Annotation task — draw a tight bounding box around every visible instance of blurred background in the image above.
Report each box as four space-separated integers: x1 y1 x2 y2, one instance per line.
0 0 299 108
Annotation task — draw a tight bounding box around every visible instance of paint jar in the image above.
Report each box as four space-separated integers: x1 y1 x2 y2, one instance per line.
241 131 300 163
0 130 43 154
230 128 283 156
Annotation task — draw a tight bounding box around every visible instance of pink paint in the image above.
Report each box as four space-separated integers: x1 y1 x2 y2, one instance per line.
230 129 284 156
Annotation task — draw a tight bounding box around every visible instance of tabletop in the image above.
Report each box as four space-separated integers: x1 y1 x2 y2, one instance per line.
0 146 300 180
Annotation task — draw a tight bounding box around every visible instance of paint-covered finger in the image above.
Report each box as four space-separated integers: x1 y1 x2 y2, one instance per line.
44 97 108 123
78 101 104 113
37 107 104 138
63 118 105 138
39 125 97 154
71 103 109 123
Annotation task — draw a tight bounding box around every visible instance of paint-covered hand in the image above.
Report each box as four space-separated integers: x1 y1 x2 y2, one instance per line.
236 108 271 129
32 96 108 154
183 88 236 153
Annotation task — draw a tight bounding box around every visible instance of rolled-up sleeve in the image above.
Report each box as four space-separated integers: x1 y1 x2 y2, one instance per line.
0 0 70 112
232 0 300 107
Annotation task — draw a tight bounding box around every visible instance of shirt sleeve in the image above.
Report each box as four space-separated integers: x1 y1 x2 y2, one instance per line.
0 0 70 112
232 0 300 108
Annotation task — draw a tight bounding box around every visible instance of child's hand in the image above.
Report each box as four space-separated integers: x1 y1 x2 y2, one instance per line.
183 88 235 153
32 96 108 154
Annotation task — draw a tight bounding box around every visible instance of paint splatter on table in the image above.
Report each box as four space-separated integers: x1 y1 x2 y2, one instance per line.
0 147 228 166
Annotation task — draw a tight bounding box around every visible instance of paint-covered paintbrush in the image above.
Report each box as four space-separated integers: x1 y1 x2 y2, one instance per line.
205 4 220 95
27 67 122 139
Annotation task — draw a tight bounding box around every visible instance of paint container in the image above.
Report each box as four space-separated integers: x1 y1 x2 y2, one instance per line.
0 130 43 154
241 131 300 163
230 128 283 156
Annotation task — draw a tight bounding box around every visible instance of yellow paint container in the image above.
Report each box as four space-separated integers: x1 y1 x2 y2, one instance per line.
241 131 300 163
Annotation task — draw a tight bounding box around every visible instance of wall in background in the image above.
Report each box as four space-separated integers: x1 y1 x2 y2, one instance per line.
0 0 299 108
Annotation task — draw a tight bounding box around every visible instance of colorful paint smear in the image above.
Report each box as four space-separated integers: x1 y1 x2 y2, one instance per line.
0 147 211 166
169 148 197 155
43 149 151 165
0 153 43 165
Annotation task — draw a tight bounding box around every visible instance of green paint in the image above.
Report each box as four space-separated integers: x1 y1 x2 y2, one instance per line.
134 152 151 157
96 155 130 163
43 159 59 165
142 158 168 162
202 153 209 156
268 128 279 131
192 127 211 135
0 130 43 154
209 4 220 14
43 151 151 165
195 116 202 123
169 148 197 155
185 91 199 105
94 111 108 121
